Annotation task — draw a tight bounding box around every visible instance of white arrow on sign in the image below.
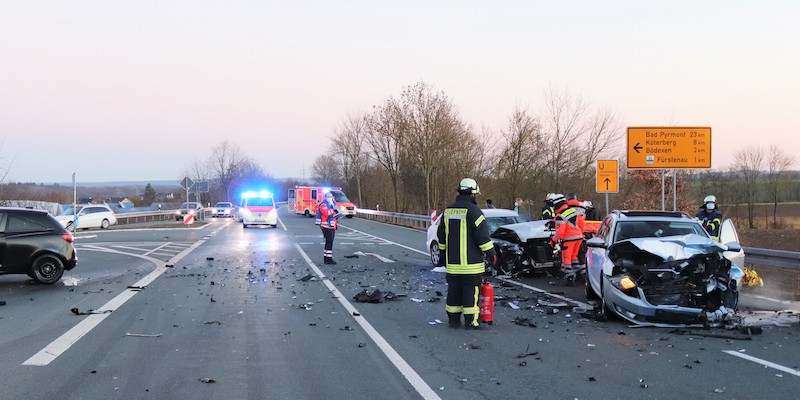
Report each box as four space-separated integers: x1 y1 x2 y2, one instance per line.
353 251 395 263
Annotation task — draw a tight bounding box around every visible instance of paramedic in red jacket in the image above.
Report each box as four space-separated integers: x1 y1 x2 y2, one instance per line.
551 194 584 283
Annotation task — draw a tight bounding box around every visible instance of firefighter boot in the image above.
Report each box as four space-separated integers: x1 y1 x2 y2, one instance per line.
448 313 461 328
324 256 337 265
464 315 482 330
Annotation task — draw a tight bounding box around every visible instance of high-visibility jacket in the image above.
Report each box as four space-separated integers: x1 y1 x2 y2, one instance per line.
696 209 721 241
541 204 554 220
317 200 338 230
553 204 584 243
437 194 493 275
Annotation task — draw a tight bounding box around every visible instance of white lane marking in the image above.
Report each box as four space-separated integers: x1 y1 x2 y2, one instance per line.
111 245 152 252
299 242 315 245
723 350 800 378
22 223 229 367
73 235 98 240
339 242 354 245
354 251 395 263
338 225 428 256
143 242 173 256
278 215 287 231
742 293 800 306
293 243 441 400
495 277 591 309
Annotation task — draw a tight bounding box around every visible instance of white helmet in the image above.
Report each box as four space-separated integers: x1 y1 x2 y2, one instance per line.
551 193 566 207
582 200 593 208
545 192 557 202
458 178 480 194
703 195 716 203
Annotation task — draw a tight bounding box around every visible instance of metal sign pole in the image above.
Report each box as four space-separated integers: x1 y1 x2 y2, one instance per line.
672 169 677 211
661 169 665 211
605 192 609 216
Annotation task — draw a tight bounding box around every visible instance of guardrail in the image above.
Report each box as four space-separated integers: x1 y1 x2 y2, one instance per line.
355 209 800 271
114 210 181 224
743 247 800 271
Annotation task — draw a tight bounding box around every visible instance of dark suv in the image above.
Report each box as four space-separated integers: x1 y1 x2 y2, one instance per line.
0 207 78 284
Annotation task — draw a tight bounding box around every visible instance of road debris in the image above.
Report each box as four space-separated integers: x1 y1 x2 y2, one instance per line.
298 274 316 282
344 254 359 259
199 378 216 384
341 325 354 331
63 277 79 286
125 333 162 338
512 317 537 328
0 301 5 306
353 289 389 303
358 342 366 348
517 344 538 358
204 321 223 325
71 307 112 315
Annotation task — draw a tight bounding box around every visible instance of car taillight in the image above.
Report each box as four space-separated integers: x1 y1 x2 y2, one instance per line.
61 233 74 243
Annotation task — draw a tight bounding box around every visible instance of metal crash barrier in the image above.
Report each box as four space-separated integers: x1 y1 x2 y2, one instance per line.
355 209 431 230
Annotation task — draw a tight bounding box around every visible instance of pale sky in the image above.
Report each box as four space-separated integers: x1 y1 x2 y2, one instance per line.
1 1 797 183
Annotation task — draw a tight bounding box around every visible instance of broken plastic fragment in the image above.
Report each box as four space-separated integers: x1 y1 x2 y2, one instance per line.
411 298 424 303
63 277 79 286
199 378 216 384
508 302 520 310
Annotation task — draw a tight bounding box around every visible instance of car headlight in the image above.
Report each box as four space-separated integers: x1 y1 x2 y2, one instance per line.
269 209 277 216
609 274 637 291
175 210 181 215
241 209 251 216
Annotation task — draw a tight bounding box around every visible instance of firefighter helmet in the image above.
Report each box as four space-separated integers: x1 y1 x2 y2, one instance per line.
703 195 716 204
458 178 480 194
545 192 557 202
583 200 593 208
551 194 566 208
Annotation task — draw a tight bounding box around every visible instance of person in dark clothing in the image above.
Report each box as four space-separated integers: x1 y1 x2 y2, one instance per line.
696 195 722 241
485 199 496 209
437 178 497 330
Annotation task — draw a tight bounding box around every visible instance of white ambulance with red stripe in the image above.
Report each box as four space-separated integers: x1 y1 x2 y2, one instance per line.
240 191 278 228
288 186 356 218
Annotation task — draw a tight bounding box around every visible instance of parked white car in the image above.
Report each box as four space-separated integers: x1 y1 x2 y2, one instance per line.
210 202 235 218
55 204 117 231
426 208 524 266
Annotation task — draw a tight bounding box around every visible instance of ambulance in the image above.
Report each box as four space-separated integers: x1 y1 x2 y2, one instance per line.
288 186 357 218
240 190 278 228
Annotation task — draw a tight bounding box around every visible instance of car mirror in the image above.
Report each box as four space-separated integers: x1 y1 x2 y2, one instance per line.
586 237 606 249
724 242 742 252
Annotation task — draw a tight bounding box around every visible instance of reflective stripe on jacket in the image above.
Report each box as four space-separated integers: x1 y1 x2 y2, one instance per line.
554 206 584 242
318 201 337 229
436 194 493 275
696 209 721 240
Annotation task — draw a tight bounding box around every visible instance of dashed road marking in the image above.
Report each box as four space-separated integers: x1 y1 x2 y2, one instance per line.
723 350 800 378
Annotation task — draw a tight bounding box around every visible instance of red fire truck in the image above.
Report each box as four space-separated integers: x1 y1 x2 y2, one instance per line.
288 186 357 218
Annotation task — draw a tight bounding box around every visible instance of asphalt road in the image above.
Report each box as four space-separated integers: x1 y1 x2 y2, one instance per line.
1 208 798 400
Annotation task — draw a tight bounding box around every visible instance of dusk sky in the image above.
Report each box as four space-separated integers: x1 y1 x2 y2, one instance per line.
1 2 797 183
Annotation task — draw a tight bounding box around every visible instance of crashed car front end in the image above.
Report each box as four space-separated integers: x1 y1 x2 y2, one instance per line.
491 220 558 275
602 234 743 325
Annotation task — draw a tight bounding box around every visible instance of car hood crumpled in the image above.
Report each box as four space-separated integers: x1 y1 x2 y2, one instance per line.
490 220 552 241
610 234 729 261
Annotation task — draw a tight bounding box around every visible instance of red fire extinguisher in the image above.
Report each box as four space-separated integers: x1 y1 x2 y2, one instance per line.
479 281 494 325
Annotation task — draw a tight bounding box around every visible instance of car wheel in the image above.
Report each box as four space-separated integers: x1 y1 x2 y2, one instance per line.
101 219 110 229
243 224 248 228
595 274 614 321
271 224 278 228
346 215 354 219
30 254 65 284
304 210 311 217
429 242 440 266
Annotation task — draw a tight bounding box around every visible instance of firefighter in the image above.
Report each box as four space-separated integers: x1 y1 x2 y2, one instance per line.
437 178 497 330
583 200 599 221
551 194 584 284
541 193 556 220
696 195 722 241
317 191 339 264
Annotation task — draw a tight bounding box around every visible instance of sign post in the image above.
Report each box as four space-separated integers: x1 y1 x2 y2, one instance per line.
180 176 195 203
596 159 619 216
627 127 712 210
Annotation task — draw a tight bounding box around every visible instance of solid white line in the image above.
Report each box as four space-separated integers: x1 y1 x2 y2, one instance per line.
742 293 799 306
278 215 287 231
338 225 428 256
293 243 441 400
723 350 800 378
22 223 228 367
495 277 591 309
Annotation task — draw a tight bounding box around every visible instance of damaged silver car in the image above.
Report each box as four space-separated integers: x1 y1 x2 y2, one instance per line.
585 210 745 326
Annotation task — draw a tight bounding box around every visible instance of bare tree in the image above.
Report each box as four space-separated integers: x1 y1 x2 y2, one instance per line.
365 97 404 211
332 112 368 207
733 146 765 229
765 145 795 228
399 82 466 212
310 154 341 186
208 141 246 202
495 107 544 205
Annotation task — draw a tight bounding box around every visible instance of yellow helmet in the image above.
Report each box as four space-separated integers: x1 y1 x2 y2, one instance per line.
458 178 480 194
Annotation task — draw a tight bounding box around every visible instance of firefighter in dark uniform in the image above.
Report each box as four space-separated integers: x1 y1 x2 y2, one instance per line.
437 178 497 330
541 193 556 220
696 195 722 241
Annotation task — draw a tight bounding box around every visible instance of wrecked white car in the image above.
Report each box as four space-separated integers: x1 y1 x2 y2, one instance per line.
490 220 559 275
585 210 745 326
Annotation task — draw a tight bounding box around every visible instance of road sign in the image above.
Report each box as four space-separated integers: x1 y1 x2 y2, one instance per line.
180 176 195 191
191 181 209 193
627 127 712 169
596 159 619 193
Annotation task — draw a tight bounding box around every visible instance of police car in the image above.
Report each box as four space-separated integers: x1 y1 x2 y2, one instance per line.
240 191 278 228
